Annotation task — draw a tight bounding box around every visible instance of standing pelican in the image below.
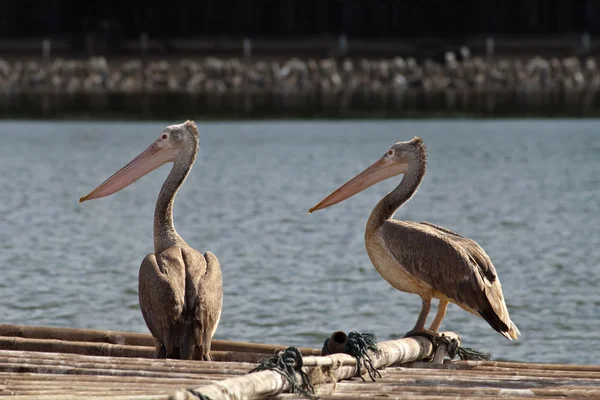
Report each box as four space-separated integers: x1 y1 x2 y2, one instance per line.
309 137 519 340
80 120 223 360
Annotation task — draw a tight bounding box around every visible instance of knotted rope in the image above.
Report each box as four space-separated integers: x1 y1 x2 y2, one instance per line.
435 333 491 361
249 346 317 399
344 331 382 381
322 331 381 382
185 390 212 400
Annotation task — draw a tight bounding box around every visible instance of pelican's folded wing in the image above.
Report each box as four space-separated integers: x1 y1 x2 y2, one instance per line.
380 220 519 339
138 247 186 353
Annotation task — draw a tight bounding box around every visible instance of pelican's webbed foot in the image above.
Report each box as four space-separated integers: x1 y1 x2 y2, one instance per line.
403 329 438 342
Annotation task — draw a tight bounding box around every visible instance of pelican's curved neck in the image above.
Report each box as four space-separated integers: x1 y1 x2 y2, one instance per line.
154 148 197 254
366 159 426 235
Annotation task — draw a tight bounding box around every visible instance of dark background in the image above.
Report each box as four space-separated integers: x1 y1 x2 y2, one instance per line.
1 0 597 39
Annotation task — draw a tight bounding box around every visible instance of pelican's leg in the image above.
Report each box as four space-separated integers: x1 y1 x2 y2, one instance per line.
404 298 436 339
428 300 449 332
413 298 431 331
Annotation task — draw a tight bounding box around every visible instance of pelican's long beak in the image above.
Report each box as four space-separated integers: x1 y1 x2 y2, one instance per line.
80 141 175 202
309 157 407 213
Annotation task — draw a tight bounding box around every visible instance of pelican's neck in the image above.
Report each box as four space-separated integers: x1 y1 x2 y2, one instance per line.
366 159 426 235
154 149 196 254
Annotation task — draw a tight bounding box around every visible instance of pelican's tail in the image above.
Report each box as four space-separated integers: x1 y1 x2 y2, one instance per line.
176 317 196 360
495 319 520 341
505 320 521 340
478 305 521 341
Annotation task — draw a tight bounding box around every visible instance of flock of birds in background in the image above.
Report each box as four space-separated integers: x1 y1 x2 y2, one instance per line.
0 51 599 95
79 120 520 361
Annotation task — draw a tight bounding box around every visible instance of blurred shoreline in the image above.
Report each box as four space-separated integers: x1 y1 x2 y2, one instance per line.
2 42 600 119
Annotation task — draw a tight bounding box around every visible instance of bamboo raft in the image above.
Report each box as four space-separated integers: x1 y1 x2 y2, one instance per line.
0 324 599 399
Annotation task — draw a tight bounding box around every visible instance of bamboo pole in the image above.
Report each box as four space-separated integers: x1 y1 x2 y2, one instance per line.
0 324 153 347
434 365 600 379
172 332 460 400
3 381 199 390
332 382 600 397
372 372 600 385
402 363 600 380
321 331 347 355
2 389 171 396
0 336 276 363
0 363 238 380
0 336 154 358
0 371 209 385
0 351 258 379
0 324 321 357
0 359 250 377
461 360 600 372
0 348 256 371
5 364 598 388
316 396 572 400
5 396 169 400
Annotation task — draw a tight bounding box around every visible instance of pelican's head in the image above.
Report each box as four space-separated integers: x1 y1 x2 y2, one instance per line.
309 137 426 213
79 120 200 203
160 120 200 158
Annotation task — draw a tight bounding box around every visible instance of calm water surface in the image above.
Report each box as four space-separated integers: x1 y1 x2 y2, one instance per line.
1 119 599 364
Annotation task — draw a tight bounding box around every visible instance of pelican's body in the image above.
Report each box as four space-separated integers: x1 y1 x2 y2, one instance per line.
81 120 222 360
310 137 519 340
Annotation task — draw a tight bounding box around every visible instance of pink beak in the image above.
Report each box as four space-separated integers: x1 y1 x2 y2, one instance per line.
309 157 407 213
80 141 175 202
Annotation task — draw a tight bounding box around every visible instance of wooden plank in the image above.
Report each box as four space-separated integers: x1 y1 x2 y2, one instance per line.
396 364 600 379
0 363 241 380
315 396 573 400
0 356 252 374
4 396 169 400
0 337 273 363
1 379 208 390
460 360 600 372
173 333 459 400
1 389 171 395
331 382 600 397
0 348 256 370
0 371 208 385
381 368 600 381
0 324 321 356
1 324 599 400
0 337 154 358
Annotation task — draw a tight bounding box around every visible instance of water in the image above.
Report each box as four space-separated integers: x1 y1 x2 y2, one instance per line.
1 119 598 365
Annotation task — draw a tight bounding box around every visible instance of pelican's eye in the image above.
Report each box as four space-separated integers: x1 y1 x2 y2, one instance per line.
387 149 395 157
161 133 168 140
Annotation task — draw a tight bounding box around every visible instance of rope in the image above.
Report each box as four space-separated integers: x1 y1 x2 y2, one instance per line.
342 331 382 382
185 389 212 400
249 346 317 399
435 333 491 361
321 338 331 356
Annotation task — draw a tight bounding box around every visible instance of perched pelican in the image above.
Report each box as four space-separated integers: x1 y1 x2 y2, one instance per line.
309 137 519 340
80 120 223 360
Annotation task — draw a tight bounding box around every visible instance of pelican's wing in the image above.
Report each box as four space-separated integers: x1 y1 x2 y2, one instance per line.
415 221 498 284
181 248 223 361
380 220 519 339
417 221 468 239
138 247 186 354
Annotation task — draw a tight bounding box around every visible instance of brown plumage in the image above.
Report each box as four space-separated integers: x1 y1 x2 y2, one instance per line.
138 246 222 359
310 137 520 340
81 120 223 359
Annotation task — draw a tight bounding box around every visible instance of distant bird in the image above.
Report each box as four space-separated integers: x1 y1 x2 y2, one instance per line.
80 120 223 360
309 137 519 340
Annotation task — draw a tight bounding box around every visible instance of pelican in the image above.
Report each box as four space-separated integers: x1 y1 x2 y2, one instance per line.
309 137 519 340
80 120 223 360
